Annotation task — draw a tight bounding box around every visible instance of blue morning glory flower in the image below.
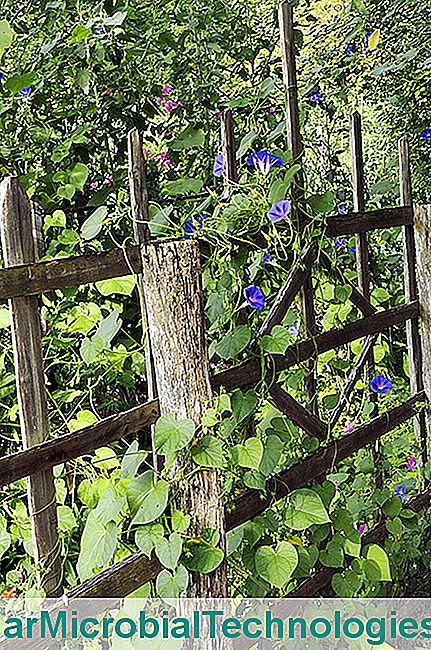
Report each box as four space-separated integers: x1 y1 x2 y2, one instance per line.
244 285 266 310
344 44 354 54
349 245 356 253
247 150 283 174
365 31 372 40
183 214 207 238
0 73 4 80
213 154 224 177
289 324 299 337
394 483 407 500
370 375 392 394
19 87 31 98
338 204 348 215
310 92 322 102
421 128 431 140
335 237 347 246
95 27 108 38
267 199 292 223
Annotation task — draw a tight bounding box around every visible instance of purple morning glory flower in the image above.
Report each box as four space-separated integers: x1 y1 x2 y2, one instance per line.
244 285 266 310
421 128 431 140
267 200 292 223
370 375 392 394
335 237 347 247
343 421 355 433
394 484 407 500
247 150 283 174
407 456 416 471
344 44 354 54
19 87 31 98
338 204 348 215
358 524 366 536
349 245 356 253
95 27 108 38
213 154 224 177
310 92 322 102
288 324 299 337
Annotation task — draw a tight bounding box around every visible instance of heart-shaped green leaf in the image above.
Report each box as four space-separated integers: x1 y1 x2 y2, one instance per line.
284 488 330 530
153 413 195 455
155 532 182 571
191 435 225 468
127 470 170 524
255 541 298 588
231 437 263 470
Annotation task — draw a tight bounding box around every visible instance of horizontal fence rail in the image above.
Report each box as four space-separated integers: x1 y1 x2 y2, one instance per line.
0 400 159 488
0 207 415 302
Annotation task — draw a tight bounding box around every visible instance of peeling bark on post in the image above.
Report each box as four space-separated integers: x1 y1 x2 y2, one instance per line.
141 239 227 597
414 204 431 462
0 177 61 596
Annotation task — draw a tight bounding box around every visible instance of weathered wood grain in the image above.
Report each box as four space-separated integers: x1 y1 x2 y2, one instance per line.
128 129 157 410
269 383 326 440
325 206 413 236
141 239 227 597
212 302 419 392
0 400 159 488
221 108 238 187
279 0 317 413
0 177 61 596
400 140 428 479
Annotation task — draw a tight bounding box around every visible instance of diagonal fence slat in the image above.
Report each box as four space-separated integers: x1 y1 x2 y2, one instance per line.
212 301 420 392
269 383 326 440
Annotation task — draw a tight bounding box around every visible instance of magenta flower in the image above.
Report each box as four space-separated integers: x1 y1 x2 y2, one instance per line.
267 200 291 223
370 375 392 394
106 90 112 95
358 524 366 536
103 174 113 186
268 107 276 115
162 84 173 96
244 285 266 310
90 181 99 190
165 100 178 113
407 457 416 471
156 96 163 105
343 421 355 433
247 150 283 174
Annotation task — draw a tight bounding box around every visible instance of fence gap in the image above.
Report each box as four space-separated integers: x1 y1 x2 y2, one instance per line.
278 0 318 413
349 112 382 491
140 239 227 597
0 177 61 596
399 138 428 483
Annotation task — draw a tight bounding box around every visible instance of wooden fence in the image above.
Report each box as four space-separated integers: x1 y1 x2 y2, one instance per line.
0 1 430 599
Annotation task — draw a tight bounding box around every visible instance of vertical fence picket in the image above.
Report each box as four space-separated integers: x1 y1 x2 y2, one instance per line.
141 239 227 597
400 139 428 481
0 177 61 596
349 112 381 490
221 108 237 191
128 128 157 406
278 1 318 412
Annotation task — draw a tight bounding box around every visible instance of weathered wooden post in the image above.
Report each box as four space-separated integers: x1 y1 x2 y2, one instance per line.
221 108 237 192
399 139 428 482
413 204 431 466
127 128 157 405
0 177 61 596
141 239 227 597
278 0 318 412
